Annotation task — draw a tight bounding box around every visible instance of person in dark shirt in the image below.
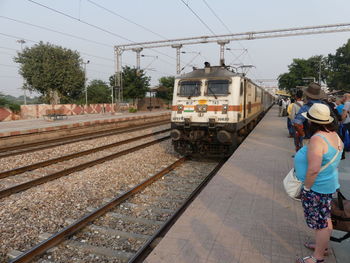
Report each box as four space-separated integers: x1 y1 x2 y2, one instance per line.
293 83 325 151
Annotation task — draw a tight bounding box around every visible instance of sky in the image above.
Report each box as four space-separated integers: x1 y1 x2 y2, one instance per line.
0 0 350 99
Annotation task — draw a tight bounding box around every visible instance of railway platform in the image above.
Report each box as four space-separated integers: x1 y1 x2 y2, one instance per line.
145 106 349 263
0 110 170 137
0 110 170 147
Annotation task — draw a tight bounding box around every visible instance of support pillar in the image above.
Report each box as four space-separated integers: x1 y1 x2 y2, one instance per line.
217 40 230 66
114 47 123 105
132 48 143 71
171 44 183 74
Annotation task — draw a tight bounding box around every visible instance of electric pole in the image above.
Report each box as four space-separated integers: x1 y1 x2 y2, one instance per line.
16 39 26 105
82 60 90 112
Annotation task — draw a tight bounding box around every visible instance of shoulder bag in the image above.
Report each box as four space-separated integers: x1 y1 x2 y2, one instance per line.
283 136 341 200
331 191 350 232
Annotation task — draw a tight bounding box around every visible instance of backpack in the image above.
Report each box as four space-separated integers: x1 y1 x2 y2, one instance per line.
331 191 350 232
344 129 350 151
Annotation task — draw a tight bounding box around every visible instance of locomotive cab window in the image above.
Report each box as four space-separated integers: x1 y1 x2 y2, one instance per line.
179 81 201 97
207 80 229 96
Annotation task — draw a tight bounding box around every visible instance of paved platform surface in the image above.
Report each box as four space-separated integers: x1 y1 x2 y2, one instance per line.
0 110 170 137
145 106 349 263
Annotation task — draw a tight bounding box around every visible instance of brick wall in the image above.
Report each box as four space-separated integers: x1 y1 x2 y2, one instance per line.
0 107 20 121
20 103 122 119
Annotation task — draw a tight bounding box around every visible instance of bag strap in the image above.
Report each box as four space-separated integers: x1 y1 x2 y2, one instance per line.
295 101 302 108
318 135 341 173
337 190 347 211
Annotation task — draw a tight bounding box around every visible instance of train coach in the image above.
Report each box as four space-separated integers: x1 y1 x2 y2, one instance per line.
170 63 274 157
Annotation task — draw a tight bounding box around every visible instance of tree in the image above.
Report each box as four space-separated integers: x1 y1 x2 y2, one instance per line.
156 76 175 102
14 41 85 104
0 93 20 113
84 79 111 104
109 66 150 103
278 56 326 93
327 39 350 91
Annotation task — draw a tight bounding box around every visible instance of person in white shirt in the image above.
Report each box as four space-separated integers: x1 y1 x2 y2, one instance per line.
282 98 288 116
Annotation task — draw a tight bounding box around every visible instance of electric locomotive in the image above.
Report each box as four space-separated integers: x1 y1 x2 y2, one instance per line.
170 63 274 157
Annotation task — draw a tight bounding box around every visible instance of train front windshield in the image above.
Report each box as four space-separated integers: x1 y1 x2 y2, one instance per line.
179 81 201 97
207 80 229 96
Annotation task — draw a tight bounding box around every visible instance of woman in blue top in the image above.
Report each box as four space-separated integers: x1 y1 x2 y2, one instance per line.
295 103 343 263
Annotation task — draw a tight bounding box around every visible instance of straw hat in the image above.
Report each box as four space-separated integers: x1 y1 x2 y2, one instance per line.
301 103 334 124
302 82 326 99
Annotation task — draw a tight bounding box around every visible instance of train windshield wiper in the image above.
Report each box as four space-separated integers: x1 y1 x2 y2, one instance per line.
187 87 198 99
208 86 218 99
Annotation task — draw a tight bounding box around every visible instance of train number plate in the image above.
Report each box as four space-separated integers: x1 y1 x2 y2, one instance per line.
198 100 207 104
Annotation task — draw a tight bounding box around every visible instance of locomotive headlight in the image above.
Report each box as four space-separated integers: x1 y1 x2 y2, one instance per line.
177 104 184 113
222 104 228 114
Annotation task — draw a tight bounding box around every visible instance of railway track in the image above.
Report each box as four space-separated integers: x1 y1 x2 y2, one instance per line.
9 157 225 263
0 120 169 159
0 130 170 200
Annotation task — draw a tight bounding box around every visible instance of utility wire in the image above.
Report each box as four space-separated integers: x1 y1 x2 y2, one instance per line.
0 32 37 43
202 0 262 81
180 0 216 35
88 62 114 68
0 31 115 63
86 0 195 60
27 0 133 42
0 75 19 78
0 16 113 48
80 52 114 62
0 46 18 51
0 51 15 56
202 0 231 33
27 0 177 64
85 0 182 65
0 63 18 68
86 0 167 40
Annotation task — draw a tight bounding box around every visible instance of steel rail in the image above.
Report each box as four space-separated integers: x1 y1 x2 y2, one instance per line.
0 136 170 200
0 120 170 158
0 128 170 179
128 157 227 262
10 157 187 263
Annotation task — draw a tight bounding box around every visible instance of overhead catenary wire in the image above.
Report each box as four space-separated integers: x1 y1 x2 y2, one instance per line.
201 0 262 81
0 16 113 48
86 0 196 66
180 0 216 36
202 0 232 33
0 32 37 44
86 0 167 40
0 63 18 68
0 51 16 56
0 46 18 51
27 0 133 43
27 0 177 65
0 75 19 78
82 0 183 67
0 31 116 63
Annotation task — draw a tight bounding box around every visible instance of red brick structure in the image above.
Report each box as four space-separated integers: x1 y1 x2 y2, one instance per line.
0 107 20 121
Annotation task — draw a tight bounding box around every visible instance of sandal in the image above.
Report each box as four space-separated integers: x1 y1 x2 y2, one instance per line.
296 256 324 263
304 241 329 256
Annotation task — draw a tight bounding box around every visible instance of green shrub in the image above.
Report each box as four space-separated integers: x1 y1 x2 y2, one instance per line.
128 107 137 113
9 103 21 113
0 96 21 113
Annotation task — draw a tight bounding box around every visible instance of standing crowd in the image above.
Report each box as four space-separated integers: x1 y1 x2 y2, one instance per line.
279 83 348 263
